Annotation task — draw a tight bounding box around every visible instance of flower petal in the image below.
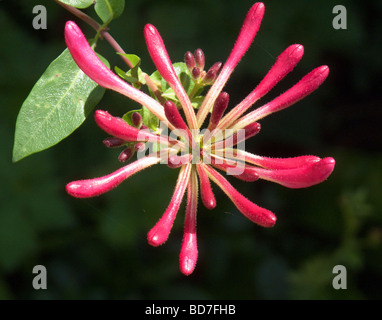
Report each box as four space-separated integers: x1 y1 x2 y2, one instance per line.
202 164 276 227
144 24 198 129
231 65 330 130
66 155 160 198
222 149 321 170
95 110 177 147
246 154 321 169
209 122 261 149
218 44 304 129
207 153 259 182
164 101 194 146
255 157 335 188
179 168 199 276
196 2 265 126
147 164 192 246
64 21 167 124
196 164 216 210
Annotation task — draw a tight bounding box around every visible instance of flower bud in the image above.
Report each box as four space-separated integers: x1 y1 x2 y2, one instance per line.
164 101 194 146
118 147 134 162
194 48 205 70
131 112 143 128
134 142 146 152
208 92 229 130
192 67 201 80
203 62 222 85
185 51 195 72
103 137 126 148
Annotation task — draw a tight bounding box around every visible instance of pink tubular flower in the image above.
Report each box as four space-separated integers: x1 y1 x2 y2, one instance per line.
64 2 335 275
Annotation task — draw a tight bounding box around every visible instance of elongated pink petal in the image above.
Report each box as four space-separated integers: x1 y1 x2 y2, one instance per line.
251 44 305 101
147 164 192 246
210 122 261 149
202 164 276 227
218 44 304 129
196 164 216 210
255 157 335 188
144 24 198 129
245 154 321 169
64 21 168 124
180 168 199 276
223 2 265 74
222 149 321 170
231 65 330 130
208 154 259 182
196 2 265 126
164 101 194 146
95 110 141 141
66 155 160 198
180 231 198 276
95 110 176 147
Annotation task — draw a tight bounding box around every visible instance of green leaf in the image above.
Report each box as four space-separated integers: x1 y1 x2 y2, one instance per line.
13 49 106 162
118 53 141 68
142 106 159 131
115 54 145 89
123 55 142 83
94 0 125 24
58 0 94 9
115 66 134 82
161 87 177 101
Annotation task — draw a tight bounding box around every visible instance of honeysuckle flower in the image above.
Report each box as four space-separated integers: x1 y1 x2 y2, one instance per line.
64 2 335 275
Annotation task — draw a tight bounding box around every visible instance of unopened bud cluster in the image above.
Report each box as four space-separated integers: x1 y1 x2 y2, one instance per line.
185 49 222 85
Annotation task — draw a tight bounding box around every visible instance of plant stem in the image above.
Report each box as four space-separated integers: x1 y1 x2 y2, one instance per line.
54 0 100 30
55 0 165 103
188 83 203 100
54 0 134 68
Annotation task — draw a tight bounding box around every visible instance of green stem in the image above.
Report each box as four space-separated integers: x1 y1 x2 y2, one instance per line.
54 0 134 69
188 83 204 100
55 1 166 104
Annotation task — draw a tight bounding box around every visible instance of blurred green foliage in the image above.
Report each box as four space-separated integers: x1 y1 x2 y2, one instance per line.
0 0 381 299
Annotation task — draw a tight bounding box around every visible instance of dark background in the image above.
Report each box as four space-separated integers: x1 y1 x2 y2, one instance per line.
0 0 381 299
